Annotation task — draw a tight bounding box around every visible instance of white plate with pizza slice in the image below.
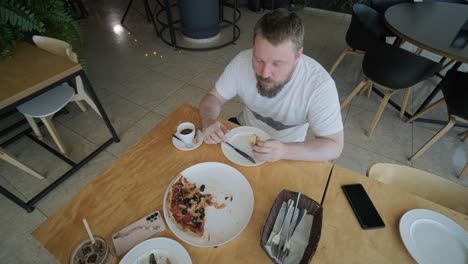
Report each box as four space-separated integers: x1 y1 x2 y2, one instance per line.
221 126 271 167
163 162 254 247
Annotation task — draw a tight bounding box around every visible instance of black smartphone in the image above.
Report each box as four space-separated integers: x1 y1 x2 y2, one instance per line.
342 184 385 230
451 19 468 49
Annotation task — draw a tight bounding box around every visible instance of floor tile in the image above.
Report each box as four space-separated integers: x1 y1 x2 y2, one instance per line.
105 111 164 157
343 104 413 164
152 84 208 116
411 126 468 186
36 151 117 216
334 142 405 176
60 93 149 145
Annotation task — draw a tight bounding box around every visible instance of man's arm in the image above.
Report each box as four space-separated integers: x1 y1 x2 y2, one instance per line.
252 130 344 162
199 86 230 144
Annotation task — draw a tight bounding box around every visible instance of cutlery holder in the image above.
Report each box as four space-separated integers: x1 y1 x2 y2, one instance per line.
260 189 323 264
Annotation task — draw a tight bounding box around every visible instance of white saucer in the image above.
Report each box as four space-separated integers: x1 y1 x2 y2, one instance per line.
172 129 203 151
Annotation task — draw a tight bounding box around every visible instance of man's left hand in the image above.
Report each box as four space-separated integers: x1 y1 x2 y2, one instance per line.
252 139 285 162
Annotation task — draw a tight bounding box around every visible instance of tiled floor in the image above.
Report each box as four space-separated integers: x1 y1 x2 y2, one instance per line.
1 1 467 262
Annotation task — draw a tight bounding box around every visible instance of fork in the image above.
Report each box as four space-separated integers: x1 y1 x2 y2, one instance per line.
270 226 282 258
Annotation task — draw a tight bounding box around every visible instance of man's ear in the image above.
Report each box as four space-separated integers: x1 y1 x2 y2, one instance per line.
295 47 303 62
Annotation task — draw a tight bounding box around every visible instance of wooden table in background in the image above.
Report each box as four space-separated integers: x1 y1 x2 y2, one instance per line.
33 104 333 263
314 166 468 263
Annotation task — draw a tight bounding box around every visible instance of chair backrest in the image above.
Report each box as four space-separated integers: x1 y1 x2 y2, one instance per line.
368 163 468 215
362 39 441 89
32 35 79 63
345 4 386 52
440 69 468 120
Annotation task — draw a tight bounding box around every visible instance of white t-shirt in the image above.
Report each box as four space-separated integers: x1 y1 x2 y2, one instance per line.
216 49 343 143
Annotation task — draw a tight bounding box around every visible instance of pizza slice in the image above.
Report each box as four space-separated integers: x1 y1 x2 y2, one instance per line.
167 175 221 237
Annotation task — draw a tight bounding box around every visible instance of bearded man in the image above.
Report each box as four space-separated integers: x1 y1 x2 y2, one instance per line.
199 9 343 162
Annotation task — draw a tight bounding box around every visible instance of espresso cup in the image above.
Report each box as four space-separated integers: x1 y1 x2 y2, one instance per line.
176 122 196 145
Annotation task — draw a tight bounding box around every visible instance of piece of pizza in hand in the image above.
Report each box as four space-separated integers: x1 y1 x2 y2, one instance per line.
249 134 260 146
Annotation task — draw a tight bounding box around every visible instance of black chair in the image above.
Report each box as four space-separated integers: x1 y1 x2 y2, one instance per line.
340 39 441 137
329 4 389 74
370 0 411 14
407 69 468 160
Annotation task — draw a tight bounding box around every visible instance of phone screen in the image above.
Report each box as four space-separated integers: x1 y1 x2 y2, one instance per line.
342 184 385 230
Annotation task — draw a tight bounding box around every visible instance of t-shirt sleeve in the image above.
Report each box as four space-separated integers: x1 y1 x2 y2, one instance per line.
307 79 343 136
215 53 242 100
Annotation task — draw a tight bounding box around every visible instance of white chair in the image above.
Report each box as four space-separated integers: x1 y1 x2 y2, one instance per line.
17 36 101 155
367 163 468 215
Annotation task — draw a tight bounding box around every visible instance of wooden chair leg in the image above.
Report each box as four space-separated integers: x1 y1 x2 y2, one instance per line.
440 60 455 72
40 116 67 155
0 148 44 179
366 83 373 98
74 76 102 118
409 116 456 161
25 115 43 139
459 164 468 179
358 81 372 96
367 90 396 137
329 47 351 74
341 80 369 109
75 101 87 112
458 130 468 142
400 88 411 118
407 98 445 123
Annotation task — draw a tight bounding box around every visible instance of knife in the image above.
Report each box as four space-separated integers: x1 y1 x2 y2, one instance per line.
224 142 256 164
149 253 157 264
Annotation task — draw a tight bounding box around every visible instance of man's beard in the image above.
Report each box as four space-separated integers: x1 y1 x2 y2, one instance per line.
255 70 294 98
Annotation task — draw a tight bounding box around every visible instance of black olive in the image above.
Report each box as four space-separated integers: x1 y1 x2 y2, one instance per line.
225 197 228 200
177 198 183 204
199 208 204 213
194 209 199 213
192 217 198 223
178 182 183 187
200 184 205 191
196 222 202 227
199 213 205 219
184 198 190 204
182 209 188 215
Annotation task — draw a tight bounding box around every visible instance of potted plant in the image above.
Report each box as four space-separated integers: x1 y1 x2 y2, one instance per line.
0 0 82 60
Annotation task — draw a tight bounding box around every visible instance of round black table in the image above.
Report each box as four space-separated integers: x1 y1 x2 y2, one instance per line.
384 2 468 126
385 2 468 64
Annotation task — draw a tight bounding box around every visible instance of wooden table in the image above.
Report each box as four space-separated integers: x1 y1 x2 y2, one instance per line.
33 104 333 263
0 42 119 212
314 165 468 263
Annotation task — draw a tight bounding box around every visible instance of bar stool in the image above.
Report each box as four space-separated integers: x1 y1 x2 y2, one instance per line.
329 4 389 74
408 69 468 161
340 39 441 137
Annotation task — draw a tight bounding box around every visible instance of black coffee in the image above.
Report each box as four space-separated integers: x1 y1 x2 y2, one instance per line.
181 128 193 135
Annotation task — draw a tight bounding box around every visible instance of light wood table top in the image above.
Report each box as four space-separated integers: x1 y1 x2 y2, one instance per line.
33 104 333 263
313 165 468 263
0 42 81 110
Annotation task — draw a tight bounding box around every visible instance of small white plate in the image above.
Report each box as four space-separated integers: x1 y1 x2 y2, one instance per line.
163 162 254 247
172 130 203 151
119 237 191 264
221 126 270 166
399 209 468 264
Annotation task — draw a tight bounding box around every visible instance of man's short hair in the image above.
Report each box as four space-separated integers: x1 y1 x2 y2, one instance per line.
253 9 304 51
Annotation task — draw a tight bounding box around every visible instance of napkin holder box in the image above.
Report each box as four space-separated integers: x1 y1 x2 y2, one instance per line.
260 189 323 264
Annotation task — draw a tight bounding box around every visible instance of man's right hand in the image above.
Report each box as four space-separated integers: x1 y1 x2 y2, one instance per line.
202 121 230 144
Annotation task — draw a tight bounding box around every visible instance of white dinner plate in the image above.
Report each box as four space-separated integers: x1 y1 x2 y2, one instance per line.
399 209 468 264
221 126 270 166
163 162 254 247
119 237 191 264
172 129 203 151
